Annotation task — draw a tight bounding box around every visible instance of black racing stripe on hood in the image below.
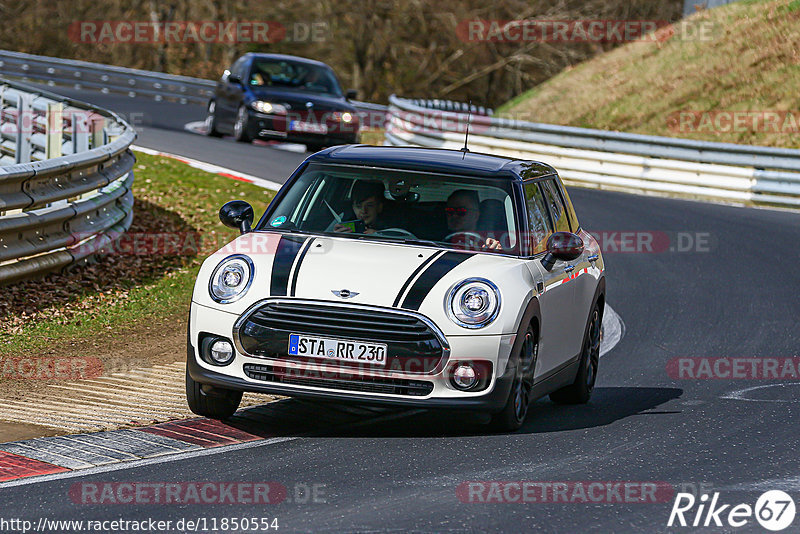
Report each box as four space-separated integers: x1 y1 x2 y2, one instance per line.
270 235 307 297
400 252 474 311
290 238 316 296
392 251 444 308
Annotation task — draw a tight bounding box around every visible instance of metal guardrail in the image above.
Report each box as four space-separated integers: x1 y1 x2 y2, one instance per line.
0 49 388 126
0 78 136 285
385 95 800 208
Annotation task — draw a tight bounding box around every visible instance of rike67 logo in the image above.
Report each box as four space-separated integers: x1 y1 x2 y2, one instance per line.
668 490 796 531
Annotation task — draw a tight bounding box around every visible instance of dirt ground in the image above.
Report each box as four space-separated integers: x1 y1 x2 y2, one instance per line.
0 313 187 442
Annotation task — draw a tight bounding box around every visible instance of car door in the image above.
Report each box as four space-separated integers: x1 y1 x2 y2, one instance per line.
553 177 598 324
217 57 248 130
539 178 588 360
522 179 578 380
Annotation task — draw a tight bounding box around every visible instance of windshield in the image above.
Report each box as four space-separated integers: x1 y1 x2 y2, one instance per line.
260 163 519 254
249 58 342 96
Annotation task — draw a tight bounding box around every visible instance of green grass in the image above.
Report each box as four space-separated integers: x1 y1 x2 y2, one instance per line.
0 152 275 356
498 0 800 148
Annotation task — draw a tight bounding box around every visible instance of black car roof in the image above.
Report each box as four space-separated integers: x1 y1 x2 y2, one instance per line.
306 145 557 181
243 53 333 69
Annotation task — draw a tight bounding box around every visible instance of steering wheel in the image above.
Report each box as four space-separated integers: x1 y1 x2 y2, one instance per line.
373 228 419 239
444 231 484 249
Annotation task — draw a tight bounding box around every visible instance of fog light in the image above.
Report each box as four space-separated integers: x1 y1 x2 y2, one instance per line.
452 363 478 390
210 339 234 365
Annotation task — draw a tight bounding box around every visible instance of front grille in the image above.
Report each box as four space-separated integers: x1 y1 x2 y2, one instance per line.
244 363 434 396
236 300 448 374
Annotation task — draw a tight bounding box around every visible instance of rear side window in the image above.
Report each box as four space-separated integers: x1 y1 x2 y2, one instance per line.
523 181 553 254
541 179 571 233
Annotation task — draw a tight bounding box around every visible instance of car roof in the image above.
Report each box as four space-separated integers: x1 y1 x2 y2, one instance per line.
242 53 333 69
306 145 557 181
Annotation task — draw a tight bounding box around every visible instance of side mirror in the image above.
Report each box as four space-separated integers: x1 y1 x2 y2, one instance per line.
219 200 254 234
541 231 583 271
228 73 242 85
345 89 358 100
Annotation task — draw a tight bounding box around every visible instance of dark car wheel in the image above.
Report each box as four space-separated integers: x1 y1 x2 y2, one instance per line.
205 101 222 137
550 304 601 405
185 365 242 419
489 323 538 432
233 105 252 143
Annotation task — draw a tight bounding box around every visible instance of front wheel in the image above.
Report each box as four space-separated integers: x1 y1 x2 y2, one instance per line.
233 105 252 143
550 304 601 405
489 324 538 432
185 365 242 419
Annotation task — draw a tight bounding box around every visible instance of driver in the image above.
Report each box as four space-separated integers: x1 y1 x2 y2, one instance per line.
334 180 389 235
445 190 502 251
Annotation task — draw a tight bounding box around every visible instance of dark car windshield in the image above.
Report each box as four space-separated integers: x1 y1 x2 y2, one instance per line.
248 58 342 96
261 163 519 254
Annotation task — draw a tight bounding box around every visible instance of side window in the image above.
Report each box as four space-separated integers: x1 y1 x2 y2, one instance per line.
541 179 571 233
523 181 553 254
555 178 580 231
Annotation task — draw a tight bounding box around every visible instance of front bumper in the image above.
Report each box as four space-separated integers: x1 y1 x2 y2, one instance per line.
189 301 515 410
244 109 358 145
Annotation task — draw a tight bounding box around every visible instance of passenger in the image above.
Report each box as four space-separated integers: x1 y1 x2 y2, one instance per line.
444 190 502 251
334 180 389 235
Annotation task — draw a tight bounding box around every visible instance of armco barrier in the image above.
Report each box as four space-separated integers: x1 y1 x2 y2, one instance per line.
385 96 800 208
0 78 135 284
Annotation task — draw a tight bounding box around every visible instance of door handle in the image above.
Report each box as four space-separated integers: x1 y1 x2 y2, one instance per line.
564 264 575 273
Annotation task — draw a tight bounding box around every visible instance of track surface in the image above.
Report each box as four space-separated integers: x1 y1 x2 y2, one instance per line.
3 89 800 532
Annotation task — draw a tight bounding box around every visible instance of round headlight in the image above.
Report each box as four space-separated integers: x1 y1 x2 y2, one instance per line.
447 278 500 328
209 255 254 303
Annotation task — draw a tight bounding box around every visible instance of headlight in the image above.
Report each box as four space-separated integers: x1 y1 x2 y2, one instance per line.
251 101 288 114
331 111 354 123
209 255 254 303
446 278 501 329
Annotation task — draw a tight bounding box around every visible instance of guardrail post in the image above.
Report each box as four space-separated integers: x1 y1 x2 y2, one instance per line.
45 101 64 159
15 93 32 164
72 110 90 154
89 113 105 149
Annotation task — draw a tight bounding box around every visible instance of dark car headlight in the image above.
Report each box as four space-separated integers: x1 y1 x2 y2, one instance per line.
209 255 254 303
251 101 288 115
446 278 501 329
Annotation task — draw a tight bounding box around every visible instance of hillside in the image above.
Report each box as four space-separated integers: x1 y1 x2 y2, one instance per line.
498 0 800 148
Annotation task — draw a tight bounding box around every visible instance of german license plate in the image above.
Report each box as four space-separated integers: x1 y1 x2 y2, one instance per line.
288 334 387 366
289 121 327 134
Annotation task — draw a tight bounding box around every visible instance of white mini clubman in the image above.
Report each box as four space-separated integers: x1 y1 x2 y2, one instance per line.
187 145 605 431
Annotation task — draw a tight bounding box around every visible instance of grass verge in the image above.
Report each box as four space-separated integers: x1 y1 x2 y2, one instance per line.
498 0 800 148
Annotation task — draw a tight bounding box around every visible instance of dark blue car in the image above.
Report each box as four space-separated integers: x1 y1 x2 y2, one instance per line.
204 53 360 151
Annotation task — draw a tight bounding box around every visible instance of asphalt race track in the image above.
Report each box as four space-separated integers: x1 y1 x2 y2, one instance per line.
3 89 800 532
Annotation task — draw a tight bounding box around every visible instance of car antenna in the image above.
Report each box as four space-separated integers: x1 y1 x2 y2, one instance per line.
461 101 472 159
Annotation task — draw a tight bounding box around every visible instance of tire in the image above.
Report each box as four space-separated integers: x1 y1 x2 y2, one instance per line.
185 365 242 419
204 101 222 137
489 323 538 432
233 105 252 143
550 304 602 405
